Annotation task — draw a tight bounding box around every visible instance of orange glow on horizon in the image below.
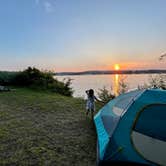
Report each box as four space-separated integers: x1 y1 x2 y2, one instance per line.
114 64 120 70
55 61 166 72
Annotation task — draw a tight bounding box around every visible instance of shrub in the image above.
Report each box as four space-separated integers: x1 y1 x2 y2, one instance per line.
97 86 115 103
98 74 166 104
1 67 73 96
118 77 128 95
51 78 73 96
138 74 166 90
0 71 18 85
97 76 128 103
12 67 54 87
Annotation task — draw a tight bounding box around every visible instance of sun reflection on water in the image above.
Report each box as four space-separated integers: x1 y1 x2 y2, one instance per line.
114 74 119 96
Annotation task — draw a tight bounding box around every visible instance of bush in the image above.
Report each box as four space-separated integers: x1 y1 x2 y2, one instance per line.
97 76 128 103
98 74 166 103
138 74 166 90
118 77 128 95
12 67 54 87
0 67 73 96
51 78 73 96
0 71 18 86
149 74 166 90
97 86 115 103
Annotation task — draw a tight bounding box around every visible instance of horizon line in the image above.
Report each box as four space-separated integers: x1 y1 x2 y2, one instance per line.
56 68 166 73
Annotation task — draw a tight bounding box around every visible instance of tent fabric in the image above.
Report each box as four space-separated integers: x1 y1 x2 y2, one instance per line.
95 112 110 160
99 89 145 138
134 104 166 141
94 89 166 165
113 90 145 116
101 115 120 136
132 131 166 165
100 89 144 117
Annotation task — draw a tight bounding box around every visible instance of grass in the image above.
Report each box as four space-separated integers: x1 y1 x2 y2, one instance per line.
0 88 102 166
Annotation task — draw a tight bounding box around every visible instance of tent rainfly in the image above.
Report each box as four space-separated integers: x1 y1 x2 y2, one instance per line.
94 89 166 166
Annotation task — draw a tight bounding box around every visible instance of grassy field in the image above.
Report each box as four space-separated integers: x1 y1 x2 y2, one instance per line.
0 88 102 166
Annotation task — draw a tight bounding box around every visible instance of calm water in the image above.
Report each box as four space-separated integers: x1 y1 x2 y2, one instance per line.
55 74 156 98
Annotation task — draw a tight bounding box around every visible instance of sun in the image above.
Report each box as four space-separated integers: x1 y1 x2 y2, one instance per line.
114 64 120 70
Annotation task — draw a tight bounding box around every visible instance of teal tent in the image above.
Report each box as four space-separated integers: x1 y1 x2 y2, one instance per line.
94 89 166 165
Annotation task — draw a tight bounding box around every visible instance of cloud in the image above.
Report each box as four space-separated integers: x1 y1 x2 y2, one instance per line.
35 0 56 13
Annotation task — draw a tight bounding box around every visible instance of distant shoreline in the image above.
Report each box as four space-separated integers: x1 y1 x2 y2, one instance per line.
55 69 166 76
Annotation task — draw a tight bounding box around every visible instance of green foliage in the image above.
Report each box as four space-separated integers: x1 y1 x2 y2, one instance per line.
0 67 73 96
118 76 128 95
138 74 166 90
149 74 166 90
13 67 54 87
0 71 18 85
97 76 129 103
97 86 115 103
51 78 73 96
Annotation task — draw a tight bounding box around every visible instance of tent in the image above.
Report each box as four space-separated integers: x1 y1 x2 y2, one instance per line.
94 89 166 165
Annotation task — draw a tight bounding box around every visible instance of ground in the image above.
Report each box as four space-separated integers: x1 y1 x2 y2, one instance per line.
0 88 102 166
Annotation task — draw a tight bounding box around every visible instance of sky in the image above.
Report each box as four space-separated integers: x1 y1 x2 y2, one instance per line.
0 0 166 72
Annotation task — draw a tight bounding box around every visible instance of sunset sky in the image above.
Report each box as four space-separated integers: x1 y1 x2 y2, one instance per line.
0 0 166 71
